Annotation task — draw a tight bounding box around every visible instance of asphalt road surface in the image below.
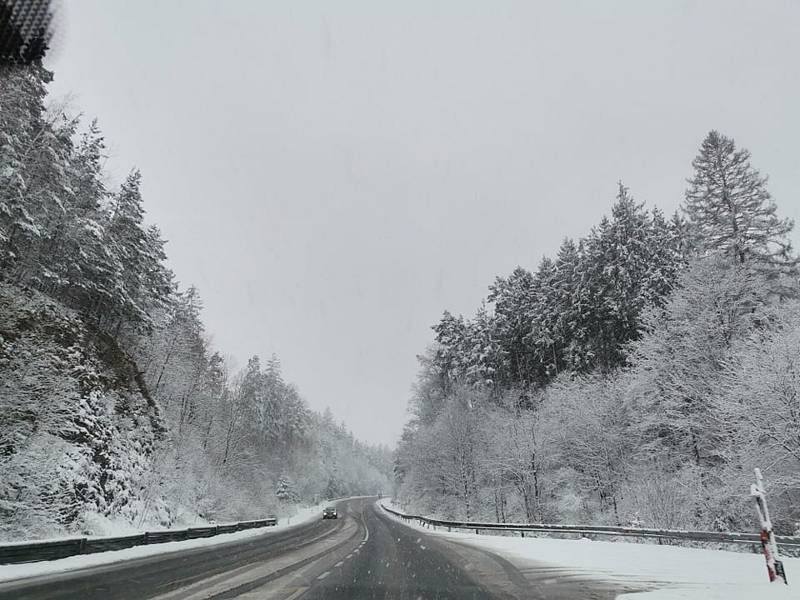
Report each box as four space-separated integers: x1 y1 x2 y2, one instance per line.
0 498 643 599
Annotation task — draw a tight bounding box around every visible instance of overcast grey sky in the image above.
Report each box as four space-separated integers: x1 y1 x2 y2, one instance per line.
46 0 800 446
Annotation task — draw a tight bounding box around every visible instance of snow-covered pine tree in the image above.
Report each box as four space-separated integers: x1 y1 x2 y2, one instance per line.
106 170 152 332
550 237 583 372
140 225 174 311
0 65 49 267
685 131 796 271
258 354 311 459
643 207 687 306
462 303 506 390
579 183 653 372
275 476 297 504
487 267 537 386
431 310 469 388
0 64 76 288
56 122 122 324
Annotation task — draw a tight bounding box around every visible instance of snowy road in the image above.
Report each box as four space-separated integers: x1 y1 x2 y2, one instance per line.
0 498 635 599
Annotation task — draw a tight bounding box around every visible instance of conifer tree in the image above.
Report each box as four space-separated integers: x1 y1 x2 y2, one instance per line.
551 238 584 372
462 303 505 388
685 130 796 270
431 310 469 388
107 170 150 329
276 475 297 504
580 183 653 371
487 267 537 385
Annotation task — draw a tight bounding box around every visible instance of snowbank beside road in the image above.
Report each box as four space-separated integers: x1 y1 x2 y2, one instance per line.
0 501 332 584
453 532 797 599
380 500 797 599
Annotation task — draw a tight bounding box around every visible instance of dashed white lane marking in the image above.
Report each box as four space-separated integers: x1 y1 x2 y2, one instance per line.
353 549 359 554
317 571 330 580
335 561 343 567
346 553 353 559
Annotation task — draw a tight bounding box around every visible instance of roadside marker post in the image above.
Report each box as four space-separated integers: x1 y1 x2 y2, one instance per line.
750 468 787 585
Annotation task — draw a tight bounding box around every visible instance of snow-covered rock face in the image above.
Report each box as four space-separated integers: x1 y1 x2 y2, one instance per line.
0 283 163 542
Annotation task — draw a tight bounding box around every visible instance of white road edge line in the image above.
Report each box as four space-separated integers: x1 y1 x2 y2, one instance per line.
362 506 370 543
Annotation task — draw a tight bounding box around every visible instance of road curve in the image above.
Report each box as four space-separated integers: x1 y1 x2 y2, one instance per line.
0 498 639 599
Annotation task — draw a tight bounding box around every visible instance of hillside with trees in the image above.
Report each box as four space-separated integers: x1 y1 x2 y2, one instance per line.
395 130 800 535
0 63 391 541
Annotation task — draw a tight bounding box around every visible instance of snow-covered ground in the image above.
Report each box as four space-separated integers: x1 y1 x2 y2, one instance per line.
380 500 797 599
0 501 334 584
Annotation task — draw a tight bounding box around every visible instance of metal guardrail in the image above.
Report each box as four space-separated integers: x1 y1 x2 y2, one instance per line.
380 504 800 553
0 517 278 565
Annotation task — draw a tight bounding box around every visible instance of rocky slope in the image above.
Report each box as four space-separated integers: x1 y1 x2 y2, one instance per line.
0 283 163 540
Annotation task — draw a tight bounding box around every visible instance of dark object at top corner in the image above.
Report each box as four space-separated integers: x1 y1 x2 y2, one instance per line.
1 0 54 65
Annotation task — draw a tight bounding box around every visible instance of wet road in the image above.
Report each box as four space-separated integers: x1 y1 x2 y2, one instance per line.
0 498 638 599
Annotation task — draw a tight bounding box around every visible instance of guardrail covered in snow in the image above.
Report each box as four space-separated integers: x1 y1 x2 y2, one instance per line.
380 503 800 554
0 518 277 565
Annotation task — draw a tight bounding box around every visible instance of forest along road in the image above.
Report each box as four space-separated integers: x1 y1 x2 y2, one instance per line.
0 497 639 599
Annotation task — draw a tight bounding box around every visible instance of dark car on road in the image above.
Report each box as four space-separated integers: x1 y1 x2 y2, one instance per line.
322 506 338 519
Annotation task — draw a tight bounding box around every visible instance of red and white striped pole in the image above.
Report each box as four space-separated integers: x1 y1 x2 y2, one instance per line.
750 468 787 585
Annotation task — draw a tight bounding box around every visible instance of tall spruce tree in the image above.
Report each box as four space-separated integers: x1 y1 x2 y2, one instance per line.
579 184 653 371
551 238 585 372
685 131 796 270
487 267 537 385
107 170 150 330
431 310 469 388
